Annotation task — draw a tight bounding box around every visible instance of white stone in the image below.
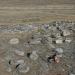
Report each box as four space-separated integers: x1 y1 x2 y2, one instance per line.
16 60 24 64
63 30 71 36
56 38 63 44
55 48 63 54
15 50 24 56
30 51 38 60
9 38 19 44
65 38 72 43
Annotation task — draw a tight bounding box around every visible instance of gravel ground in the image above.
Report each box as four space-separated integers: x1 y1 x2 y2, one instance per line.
0 21 75 75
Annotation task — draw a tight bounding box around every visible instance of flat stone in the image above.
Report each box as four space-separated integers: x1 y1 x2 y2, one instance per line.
63 30 71 36
30 39 41 44
9 38 19 44
16 60 24 64
55 48 63 54
65 38 72 43
14 50 24 56
56 38 63 44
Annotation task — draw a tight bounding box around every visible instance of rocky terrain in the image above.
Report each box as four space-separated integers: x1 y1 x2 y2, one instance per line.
0 21 75 75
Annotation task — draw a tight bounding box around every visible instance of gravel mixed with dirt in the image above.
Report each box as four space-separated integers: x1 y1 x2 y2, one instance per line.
0 21 75 75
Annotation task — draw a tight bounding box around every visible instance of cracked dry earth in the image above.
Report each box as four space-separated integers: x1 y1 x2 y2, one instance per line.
0 21 75 75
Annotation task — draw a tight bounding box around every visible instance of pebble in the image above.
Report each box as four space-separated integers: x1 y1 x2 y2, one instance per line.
14 50 24 56
30 51 38 60
63 30 71 36
65 38 72 43
30 39 41 44
56 38 63 44
16 60 24 64
9 38 19 44
55 48 63 54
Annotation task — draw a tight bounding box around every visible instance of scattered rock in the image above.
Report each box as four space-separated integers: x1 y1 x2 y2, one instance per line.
7 67 12 72
14 50 24 56
56 38 63 44
9 38 19 44
16 60 24 64
30 40 41 44
65 38 72 43
30 51 38 60
56 33 62 38
62 30 71 36
30 38 41 44
18 63 30 73
55 48 63 54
